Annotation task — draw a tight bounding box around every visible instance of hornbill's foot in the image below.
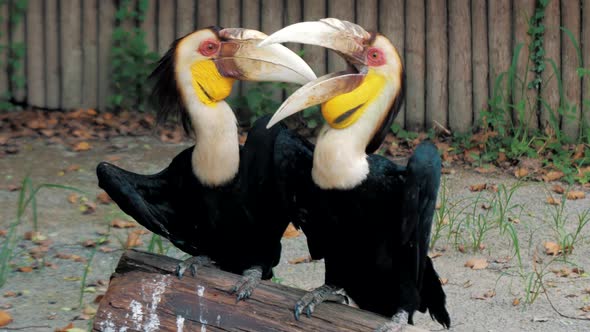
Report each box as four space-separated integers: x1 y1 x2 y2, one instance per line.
374 310 409 332
293 284 354 320
175 255 213 279
230 266 263 302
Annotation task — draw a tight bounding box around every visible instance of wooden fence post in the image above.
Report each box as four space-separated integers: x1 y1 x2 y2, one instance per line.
448 0 472 133
426 0 448 130
560 0 582 139
540 0 560 131
405 0 426 131
97 0 115 111
471 0 489 129
81 0 98 109
60 0 83 109
26 0 44 107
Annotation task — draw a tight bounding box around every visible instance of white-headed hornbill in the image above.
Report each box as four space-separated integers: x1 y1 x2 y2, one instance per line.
96 26 316 301
261 18 450 331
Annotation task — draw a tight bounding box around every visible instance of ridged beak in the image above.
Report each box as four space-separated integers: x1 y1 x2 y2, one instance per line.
259 19 374 128
214 28 316 85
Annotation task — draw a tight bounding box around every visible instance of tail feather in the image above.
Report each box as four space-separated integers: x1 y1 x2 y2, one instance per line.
420 257 450 328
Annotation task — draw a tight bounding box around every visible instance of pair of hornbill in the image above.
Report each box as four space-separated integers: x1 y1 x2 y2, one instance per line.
97 19 450 332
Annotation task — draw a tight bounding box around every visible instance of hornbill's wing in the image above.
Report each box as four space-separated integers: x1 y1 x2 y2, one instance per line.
272 127 325 260
96 147 201 255
398 140 448 327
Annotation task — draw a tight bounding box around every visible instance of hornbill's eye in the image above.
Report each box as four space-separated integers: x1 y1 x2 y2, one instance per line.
367 47 385 66
199 39 219 56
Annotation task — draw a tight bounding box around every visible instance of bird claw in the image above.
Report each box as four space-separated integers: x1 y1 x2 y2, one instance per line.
175 255 212 279
293 284 348 320
230 267 262 303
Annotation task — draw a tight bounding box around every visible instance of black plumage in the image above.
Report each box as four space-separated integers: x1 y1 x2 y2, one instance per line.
97 115 292 282
276 130 450 328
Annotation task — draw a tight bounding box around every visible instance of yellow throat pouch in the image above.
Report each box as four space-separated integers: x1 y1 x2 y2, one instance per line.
190 60 235 105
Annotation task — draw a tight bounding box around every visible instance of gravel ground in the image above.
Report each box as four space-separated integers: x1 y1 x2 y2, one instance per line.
0 136 589 332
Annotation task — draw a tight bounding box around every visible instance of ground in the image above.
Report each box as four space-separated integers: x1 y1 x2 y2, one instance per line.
0 134 589 332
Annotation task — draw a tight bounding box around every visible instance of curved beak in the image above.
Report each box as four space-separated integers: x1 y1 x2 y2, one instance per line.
259 19 372 128
214 28 316 85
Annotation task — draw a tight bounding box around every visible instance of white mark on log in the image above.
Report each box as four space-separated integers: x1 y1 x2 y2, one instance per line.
100 312 116 332
120 328 128 332
142 275 171 332
216 314 221 326
176 315 185 332
197 285 205 297
201 324 207 332
130 299 144 330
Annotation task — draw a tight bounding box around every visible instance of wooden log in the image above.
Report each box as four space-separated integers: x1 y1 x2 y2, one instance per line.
327 0 354 74
513 0 538 130
97 0 115 111
488 0 512 125
583 0 590 134
303 0 327 76
540 0 560 130
448 0 472 133
157 0 175 55
197 0 218 28
176 0 196 38
404 0 426 131
44 0 60 109
471 0 489 128
426 0 448 130
140 0 157 54
560 0 582 139
26 0 45 107
60 0 83 109
93 250 429 332
81 0 98 108
379 0 406 127
0 2 7 100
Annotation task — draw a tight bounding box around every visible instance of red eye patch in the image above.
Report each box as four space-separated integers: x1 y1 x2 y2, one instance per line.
198 39 220 56
367 47 385 66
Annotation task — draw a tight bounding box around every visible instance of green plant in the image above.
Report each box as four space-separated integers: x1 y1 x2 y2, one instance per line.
0 0 27 110
0 176 83 287
109 0 159 111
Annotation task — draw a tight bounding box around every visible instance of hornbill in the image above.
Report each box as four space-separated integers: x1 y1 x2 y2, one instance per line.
261 19 450 331
96 26 316 301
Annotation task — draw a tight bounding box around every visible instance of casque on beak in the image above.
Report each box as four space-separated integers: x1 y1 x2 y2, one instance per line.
259 19 375 128
215 28 316 85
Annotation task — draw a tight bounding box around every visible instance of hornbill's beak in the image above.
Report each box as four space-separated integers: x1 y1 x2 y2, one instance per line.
260 18 403 133
215 28 316 85
260 19 374 128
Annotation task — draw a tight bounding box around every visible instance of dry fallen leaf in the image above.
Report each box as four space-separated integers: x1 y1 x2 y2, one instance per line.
546 196 561 206
475 165 496 174
65 164 81 173
573 144 585 160
282 223 301 238
514 167 529 178
55 252 74 260
99 246 115 253
80 202 96 215
82 240 96 247
566 191 585 200
126 231 143 248
440 278 448 285
3 291 17 298
288 256 312 265
0 310 12 327
0 229 6 237
55 322 74 332
465 258 488 270
94 294 105 304
469 183 487 192
581 305 590 313
73 141 91 152
67 193 79 204
513 298 521 306
96 192 112 204
542 170 565 182
111 219 136 229
544 241 561 256
429 251 443 259
552 184 565 194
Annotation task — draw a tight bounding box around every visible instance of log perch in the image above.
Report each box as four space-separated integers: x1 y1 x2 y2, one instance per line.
93 250 429 332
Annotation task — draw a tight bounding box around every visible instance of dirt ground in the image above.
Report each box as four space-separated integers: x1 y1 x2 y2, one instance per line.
1 135 589 332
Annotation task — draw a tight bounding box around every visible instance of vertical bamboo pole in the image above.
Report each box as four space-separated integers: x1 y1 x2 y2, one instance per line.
44 0 60 109
26 0 45 107
426 0 448 130
405 0 426 131
540 0 560 130
471 0 489 128
380 0 406 127
60 0 83 109
560 0 581 139
81 0 98 108
513 0 537 130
